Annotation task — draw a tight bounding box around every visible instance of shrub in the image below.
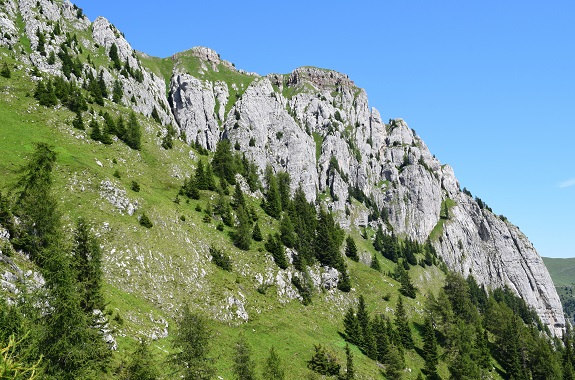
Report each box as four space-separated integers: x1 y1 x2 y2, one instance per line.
139 213 153 228
131 180 140 192
209 246 232 271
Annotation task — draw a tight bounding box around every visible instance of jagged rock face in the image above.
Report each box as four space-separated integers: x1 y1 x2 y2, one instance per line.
438 194 565 333
168 56 564 332
224 78 318 200
169 73 222 149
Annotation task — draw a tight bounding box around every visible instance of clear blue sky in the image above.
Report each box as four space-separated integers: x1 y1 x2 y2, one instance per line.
74 0 575 258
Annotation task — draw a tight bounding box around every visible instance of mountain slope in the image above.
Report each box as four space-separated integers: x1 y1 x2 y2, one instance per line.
0 0 566 378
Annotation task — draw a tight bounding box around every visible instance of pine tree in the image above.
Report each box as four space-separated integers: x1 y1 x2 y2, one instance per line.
13 143 60 260
123 340 159 380
89 119 103 141
109 43 122 70
277 171 291 210
212 139 237 184
262 347 284 380
205 163 216 191
337 266 351 293
0 61 11 78
125 111 142 150
395 261 416 298
372 314 390 363
112 79 123 103
72 110 84 130
422 316 439 379
72 218 104 312
344 344 355 380
252 222 263 242
343 306 360 345
195 160 207 190
232 183 246 210
307 344 341 376
395 296 414 349
280 213 296 248
265 233 288 269
234 205 251 250
233 334 256 380
264 173 282 219
356 295 370 348
170 306 215 380
345 236 359 262
370 254 381 272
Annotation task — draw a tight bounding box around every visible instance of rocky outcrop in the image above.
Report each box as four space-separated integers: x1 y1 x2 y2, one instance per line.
168 53 565 333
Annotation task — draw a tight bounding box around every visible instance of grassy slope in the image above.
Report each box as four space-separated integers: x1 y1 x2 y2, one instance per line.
543 257 575 287
0 55 459 379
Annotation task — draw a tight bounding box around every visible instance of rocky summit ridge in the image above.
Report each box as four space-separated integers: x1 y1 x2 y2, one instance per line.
0 0 564 336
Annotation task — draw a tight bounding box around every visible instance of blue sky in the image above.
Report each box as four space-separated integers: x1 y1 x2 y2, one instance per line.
74 0 575 258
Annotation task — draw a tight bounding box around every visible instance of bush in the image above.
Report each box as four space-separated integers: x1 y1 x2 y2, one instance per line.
131 181 140 192
210 246 232 271
139 213 153 228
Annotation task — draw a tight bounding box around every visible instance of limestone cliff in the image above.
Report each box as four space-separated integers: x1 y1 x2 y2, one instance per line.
168 54 565 333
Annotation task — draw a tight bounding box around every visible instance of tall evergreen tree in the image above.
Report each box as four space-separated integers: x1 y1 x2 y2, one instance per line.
13 143 60 261
252 222 263 242
263 173 282 219
262 347 284 380
72 218 104 312
234 205 252 250
422 316 439 379
195 160 207 190
233 334 256 380
277 171 291 210
212 139 237 184
343 306 360 346
232 183 246 210
344 344 355 380
125 111 142 150
395 296 414 349
170 306 215 380
280 213 296 248
123 340 159 380
345 236 359 262
265 233 288 269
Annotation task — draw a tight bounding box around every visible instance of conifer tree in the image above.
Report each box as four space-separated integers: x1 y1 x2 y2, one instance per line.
394 261 416 298
234 205 251 250
13 143 60 260
233 334 256 380
372 314 390 363
343 306 360 346
265 233 288 269
212 139 237 184
344 344 355 380
252 222 263 242
262 347 284 380
395 296 414 349
123 340 159 380
264 173 282 219
112 79 123 103
72 110 84 130
337 266 351 293
109 43 121 70
232 183 246 210
307 344 341 376
280 213 296 248
72 218 104 312
89 119 103 141
205 163 216 191
370 254 381 272
422 316 439 380
195 160 207 190
345 236 359 262
171 306 215 380
277 171 291 210
0 61 11 78
125 111 142 150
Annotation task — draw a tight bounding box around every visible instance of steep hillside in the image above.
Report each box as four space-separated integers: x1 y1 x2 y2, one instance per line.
0 0 568 379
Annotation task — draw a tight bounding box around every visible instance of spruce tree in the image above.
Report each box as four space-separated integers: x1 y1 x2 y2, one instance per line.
370 254 381 272
13 143 60 261
123 340 159 380
171 306 215 380
89 119 103 141
212 139 237 184
264 173 282 219
265 233 288 269
109 43 122 70
234 205 251 250
232 183 246 210
72 110 84 130
345 236 359 262
233 334 257 380
337 266 351 293
195 160 207 190
262 347 284 380
252 222 263 242
112 79 123 103
277 171 291 210
280 213 296 248
343 306 360 345
422 316 439 379
395 296 414 349
344 344 355 380
125 111 142 150
72 218 104 312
